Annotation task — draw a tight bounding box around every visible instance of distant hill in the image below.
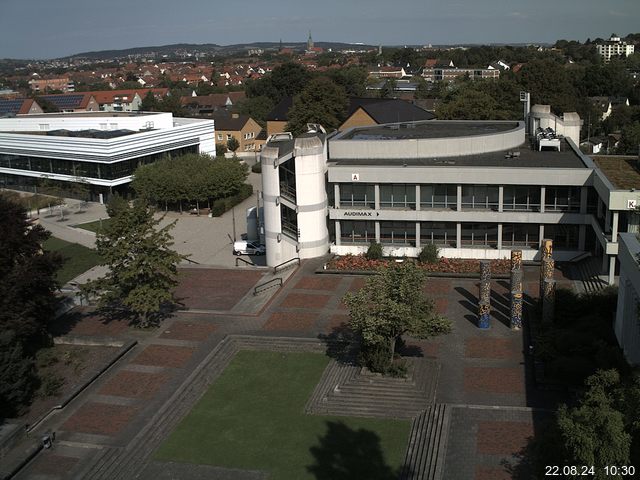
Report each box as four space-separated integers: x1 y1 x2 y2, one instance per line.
65 41 380 60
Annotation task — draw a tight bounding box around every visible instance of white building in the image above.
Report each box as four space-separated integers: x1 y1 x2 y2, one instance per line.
0 111 215 201
597 34 635 63
259 106 640 284
614 233 640 365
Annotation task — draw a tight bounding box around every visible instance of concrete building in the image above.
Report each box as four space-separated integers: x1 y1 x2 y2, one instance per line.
597 34 635 63
258 106 640 284
614 233 640 365
421 66 500 82
0 111 215 201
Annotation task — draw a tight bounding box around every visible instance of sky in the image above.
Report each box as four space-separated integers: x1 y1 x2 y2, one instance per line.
0 0 638 59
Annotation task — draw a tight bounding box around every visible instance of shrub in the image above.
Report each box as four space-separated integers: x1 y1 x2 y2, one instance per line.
358 342 390 373
211 183 254 217
365 242 383 260
39 374 64 397
251 162 262 173
418 243 439 264
35 349 59 368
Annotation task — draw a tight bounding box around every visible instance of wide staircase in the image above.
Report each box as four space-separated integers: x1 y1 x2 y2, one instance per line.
400 404 451 480
571 255 608 293
305 358 439 419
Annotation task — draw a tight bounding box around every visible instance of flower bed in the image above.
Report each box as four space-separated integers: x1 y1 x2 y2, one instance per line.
328 254 511 275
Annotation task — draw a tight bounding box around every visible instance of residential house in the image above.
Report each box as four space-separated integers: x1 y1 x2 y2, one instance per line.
0 98 43 116
265 96 435 135
213 112 263 152
28 76 74 93
180 92 246 116
37 93 99 112
368 66 407 79
589 96 630 121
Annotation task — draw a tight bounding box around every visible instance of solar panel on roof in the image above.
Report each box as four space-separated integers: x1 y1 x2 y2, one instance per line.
0 99 25 114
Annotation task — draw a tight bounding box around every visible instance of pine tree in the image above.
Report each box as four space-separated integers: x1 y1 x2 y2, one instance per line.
82 197 183 327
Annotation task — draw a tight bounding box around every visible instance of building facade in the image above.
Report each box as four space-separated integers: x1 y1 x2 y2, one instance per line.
259 107 640 284
597 34 635 62
0 111 215 201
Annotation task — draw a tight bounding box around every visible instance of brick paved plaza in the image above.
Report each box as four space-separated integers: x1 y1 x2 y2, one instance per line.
13 259 565 480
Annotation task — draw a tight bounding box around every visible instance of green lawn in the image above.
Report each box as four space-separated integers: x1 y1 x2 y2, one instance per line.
155 351 410 480
43 237 102 284
74 218 111 233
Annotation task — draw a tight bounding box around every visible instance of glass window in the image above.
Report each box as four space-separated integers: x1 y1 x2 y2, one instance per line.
461 185 499 210
545 186 581 212
420 184 456 209
380 221 416 246
340 184 375 208
544 224 579 249
380 184 416 209
421 222 456 247
502 223 539 248
461 223 498 247
340 221 375 244
281 205 298 239
503 186 541 211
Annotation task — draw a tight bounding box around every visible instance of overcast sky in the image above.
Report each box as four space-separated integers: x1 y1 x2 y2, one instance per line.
0 0 638 59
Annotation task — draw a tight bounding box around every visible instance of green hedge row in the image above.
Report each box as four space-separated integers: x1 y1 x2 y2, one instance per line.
211 183 254 217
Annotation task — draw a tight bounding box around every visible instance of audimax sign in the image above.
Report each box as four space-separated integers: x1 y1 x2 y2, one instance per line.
342 211 380 217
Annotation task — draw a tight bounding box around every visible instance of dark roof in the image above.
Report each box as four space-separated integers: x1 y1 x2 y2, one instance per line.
350 98 435 123
0 98 32 115
39 93 92 110
43 129 137 139
212 112 251 131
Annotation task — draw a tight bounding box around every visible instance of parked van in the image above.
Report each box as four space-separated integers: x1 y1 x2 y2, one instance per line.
233 240 266 256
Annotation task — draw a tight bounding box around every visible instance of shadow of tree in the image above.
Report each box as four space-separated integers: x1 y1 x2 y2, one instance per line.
307 421 408 480
318 324 360 365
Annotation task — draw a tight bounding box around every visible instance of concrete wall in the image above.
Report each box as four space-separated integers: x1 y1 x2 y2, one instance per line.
615 233 640 365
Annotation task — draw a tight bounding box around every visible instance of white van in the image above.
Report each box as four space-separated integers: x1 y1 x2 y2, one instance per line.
233 240 266 256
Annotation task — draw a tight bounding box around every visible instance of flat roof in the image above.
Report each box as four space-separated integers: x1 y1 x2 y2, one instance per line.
593 156 640 189
1 129 142 139
338 121 519 141
330 137 586 169
15 111 163 119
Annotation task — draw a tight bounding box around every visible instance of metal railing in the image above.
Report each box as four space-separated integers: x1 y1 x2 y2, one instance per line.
254 277 283 295
235 257 254 267
273 257 300 274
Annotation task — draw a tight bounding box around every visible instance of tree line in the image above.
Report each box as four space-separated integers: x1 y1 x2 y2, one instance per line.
131 153 249 212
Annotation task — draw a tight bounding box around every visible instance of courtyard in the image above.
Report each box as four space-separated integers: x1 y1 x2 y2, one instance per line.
8 256 579 480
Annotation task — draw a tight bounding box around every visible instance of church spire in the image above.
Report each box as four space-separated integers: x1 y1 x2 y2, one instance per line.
307 30 314 51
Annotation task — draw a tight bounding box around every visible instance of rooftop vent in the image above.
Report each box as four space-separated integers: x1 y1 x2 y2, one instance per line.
267 132 294 142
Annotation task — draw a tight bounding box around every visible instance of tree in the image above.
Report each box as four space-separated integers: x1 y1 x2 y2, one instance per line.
0 195 61 345
286 77 348 135
140 90 159 111
556 370 631 478
618 122 640 154
82 197 183 327
236 95 274 127
378 78 397 99
343 262 452 371
0 195 62 416
227 136 240 153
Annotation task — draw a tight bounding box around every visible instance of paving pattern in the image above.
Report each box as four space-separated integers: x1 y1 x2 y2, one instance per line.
12 261 566 480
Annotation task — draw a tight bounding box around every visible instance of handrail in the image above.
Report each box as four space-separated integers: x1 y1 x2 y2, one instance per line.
235 257 255 267
254 277 283 295
273 257 300 274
